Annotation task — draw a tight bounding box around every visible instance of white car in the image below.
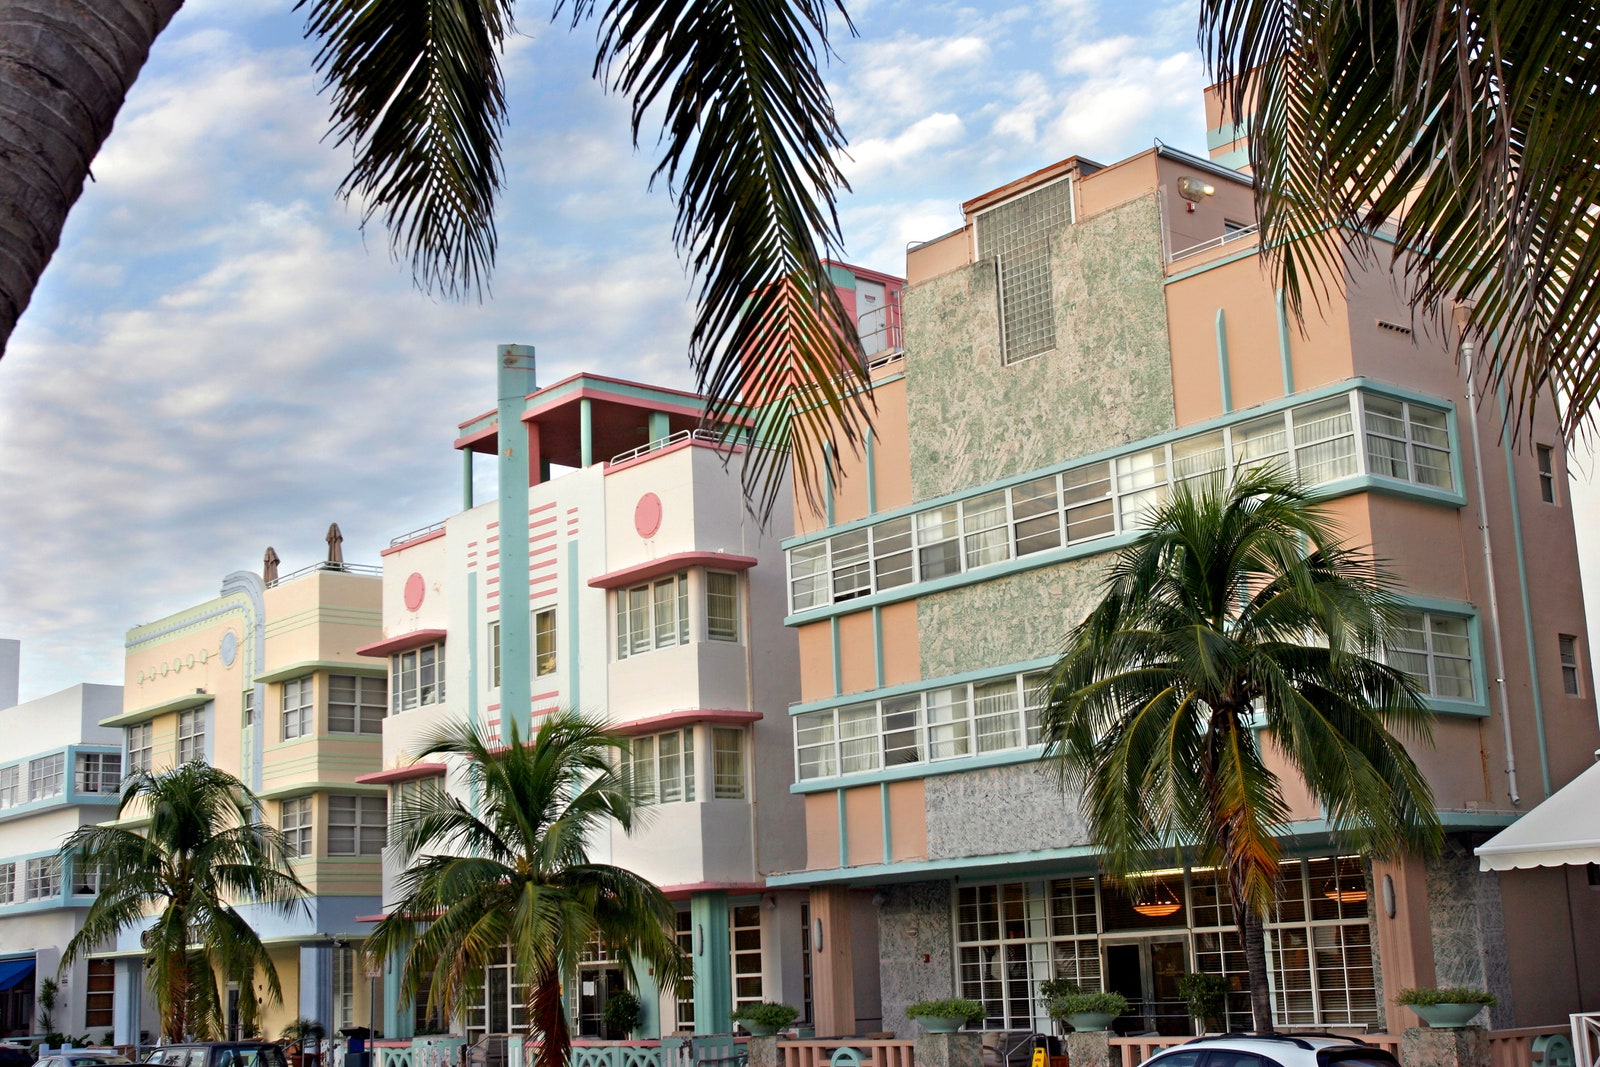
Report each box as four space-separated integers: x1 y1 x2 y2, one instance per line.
1140 1035 1400 1067
37 1053 134 1067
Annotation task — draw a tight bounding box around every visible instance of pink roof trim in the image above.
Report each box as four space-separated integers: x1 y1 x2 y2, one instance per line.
613 709 762 735
355 762 448 785
380 528 446 556
356 628 447 658
658 881 769 900
587 552 757 590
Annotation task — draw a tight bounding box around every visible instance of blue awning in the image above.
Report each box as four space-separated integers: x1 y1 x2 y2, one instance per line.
0 957 35 992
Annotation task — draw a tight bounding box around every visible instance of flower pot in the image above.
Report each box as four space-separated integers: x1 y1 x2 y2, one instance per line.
913 1016 967 1034
1411 1003 1487 1029
741 1022 781 1037
1066 1012 1117 1032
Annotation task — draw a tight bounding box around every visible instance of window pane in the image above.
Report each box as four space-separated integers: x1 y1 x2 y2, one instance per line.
962 490 1011 569
916 506 962 580
1115 447 1167 528
1172 431 1225 492
653 578 678 646
873 518 916 589
831 529 872 601
713 727 746 799
926 686 970 760
1062 462 1114 542
535 610 557 676
1293 397 1357 485
973 679 1021 753
707 572 739 642
837 704 880 775
1011 475 1062 556
790 543 829 610
882 695 924 765
795 711 836 780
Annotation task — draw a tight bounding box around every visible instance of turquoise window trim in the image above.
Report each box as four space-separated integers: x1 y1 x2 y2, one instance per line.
790 744 1048 795
823 442 836 526
1216 308 1233 412
1390 593 1490 717
783 378 1461 550
865 428 878 515
790 654 1060 715
872 606 885 688
1206 122 1249 150
880 782 892 864
836 788 848 866
830 617 842 696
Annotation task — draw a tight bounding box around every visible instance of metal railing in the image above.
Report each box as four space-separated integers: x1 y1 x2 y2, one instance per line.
1168 224 1260 264
390 519 448 547
265 560 383 587
609 428 739 466
1572 1013 1600 1067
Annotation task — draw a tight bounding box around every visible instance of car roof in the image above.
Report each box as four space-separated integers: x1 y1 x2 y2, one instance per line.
1154 1037 1382 1058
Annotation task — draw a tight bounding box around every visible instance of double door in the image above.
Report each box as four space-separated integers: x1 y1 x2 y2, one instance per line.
1102 936 1191 1036
576 964 627 1039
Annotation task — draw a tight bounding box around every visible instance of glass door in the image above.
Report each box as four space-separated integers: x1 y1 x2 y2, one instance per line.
1101 936 1193 1036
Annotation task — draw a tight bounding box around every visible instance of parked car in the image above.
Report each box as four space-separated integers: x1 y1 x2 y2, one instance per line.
1140 1035 1400 1067
39 1052 134 1067
144 1044 288 1067
0 1044 34 1067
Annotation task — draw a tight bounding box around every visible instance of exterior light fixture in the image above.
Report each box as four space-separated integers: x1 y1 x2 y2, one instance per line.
1324 879 1368 904
1177 177 1216 202
1132 880 1182 918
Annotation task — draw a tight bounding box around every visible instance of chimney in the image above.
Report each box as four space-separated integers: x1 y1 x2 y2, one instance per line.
0 639 19 711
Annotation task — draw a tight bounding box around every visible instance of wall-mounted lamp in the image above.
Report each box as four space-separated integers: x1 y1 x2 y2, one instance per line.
1381 874 1397 918
812 917 824 952
694 924 704 957
1177 176 1216 202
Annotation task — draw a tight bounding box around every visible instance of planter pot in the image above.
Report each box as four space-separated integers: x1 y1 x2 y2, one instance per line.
913 1016 968 1034
1411 1003 1488 1029
741 1022 781 1037
1066 1013 1117 1033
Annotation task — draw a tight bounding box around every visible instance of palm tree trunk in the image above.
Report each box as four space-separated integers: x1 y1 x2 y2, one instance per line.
166 947 188 1040
530 967 570 1067
1229 883 1274 1035
0 0 185 354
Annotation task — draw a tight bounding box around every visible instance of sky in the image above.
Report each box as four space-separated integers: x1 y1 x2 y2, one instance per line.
2 0 1598 700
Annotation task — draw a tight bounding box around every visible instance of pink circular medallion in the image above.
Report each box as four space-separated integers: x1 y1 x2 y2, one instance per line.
634 493 663 538
403 572 426 612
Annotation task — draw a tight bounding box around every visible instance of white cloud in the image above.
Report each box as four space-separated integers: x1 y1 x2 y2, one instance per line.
844 113 966 181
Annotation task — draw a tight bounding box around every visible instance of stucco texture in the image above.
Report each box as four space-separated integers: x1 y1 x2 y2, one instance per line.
876 881 957 1036
917 556 1108 678
1425 837 1515 1028
924 761 1094 859
901 193 1175 503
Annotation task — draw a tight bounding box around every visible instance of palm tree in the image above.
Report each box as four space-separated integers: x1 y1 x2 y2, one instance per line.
1040 469 1442 1034
0 0 863 511
59 761 308 1040
1198 2 1600 439
367 712 683 1067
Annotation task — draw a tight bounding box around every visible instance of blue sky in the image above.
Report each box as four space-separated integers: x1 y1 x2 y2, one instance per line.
2 0 1597 699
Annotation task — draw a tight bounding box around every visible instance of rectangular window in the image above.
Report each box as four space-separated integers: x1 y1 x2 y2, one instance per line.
24 856 60 901
831 528 872 601
706 572 740 642
1561 634 1582 696
177 707 207 763
328 795 388 855
75 752 122 794
730 904 764 1011
788 542 829 611
535 608 557 677
1173 430 1226 493
332 946 356 1031
837 704 880 776
916 506 962 581
795 710 837 781
1363 396 1453 490
674 910 696 1032
127 722 153 773
489 619 502 688
1387 611 1476 701
1293 396 1358 485
624 729 695 805
1114 446 1167 529
281 677 314 740
392 643 446 711
873 518 915 589
1538 445 1558 504
1011 475 1062 557
963 489 1012 569
713 727 746 799
328 674 386 734
28 754 64 801
0 766 18 809
85 958 115 1029
243 690 255 726
617 573 688 658
281 796 312 858
71 858 101 895
0 862 13 904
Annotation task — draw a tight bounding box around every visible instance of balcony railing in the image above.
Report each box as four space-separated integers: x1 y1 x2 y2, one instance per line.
609 428 739 466
390 519 448 547
265 560 382 588
1169 223 1260 264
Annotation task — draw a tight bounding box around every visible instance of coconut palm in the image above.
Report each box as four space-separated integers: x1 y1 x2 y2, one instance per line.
59 761 308 1040
1040 468 1442 1034
1199 2 1600 438
367 712 683 1067
0 0 862 511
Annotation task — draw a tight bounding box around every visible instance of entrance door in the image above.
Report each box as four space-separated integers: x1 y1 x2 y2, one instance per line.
1102 937 1192 1036
577 965 626 1038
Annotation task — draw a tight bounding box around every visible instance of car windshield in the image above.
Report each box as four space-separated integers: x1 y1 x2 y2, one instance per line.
73 1059 131 1066
218 1049 287 1067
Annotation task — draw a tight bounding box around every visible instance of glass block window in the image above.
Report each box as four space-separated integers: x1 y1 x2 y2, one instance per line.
976 176 1074 364
328 795 387 855
328 675 386 734
1387 611 1476 701
28 754 63 801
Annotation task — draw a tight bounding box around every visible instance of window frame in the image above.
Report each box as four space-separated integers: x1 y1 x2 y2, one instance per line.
328 674 387 735
127 722 154 773
28 753 64 801
622 728 696 805
392 642 446 712
75 752 122 794
1385 608 1480 709
0 861 14 904
177 706 207 763
488 619 502 688
1537 444 1558 504
281 676 314 740
24 855 60 901
327 794 388 856
535 608 557 677
712 727 746 799
616 572 689 658
706 571 741 643
1560 634 1583 697
0 765 19 809
280 796 312 858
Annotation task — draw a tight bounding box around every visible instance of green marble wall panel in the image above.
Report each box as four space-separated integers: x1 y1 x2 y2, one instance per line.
917 556 1108 678
902 192 1175 503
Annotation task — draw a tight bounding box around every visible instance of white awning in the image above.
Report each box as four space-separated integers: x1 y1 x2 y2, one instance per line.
1476 760 1600 871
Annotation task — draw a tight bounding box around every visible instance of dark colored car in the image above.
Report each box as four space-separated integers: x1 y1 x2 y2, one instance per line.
0 1045 34 1067
144 1044 288 1067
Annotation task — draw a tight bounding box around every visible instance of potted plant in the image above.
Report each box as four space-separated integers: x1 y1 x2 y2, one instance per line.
602 989 643 1039
1396 987 1497 1029
730 1002 800 1037
905 998 986 1034
1047 991 1128 1033
1177 974 1229 1034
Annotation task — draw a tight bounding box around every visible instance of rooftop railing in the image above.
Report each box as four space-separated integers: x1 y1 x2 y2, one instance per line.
390 518 448 547
265 560 382 588
1168 223 1260 264
609 428 739 466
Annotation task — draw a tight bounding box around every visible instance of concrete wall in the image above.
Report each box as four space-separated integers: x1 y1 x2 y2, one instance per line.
875 881 955 1036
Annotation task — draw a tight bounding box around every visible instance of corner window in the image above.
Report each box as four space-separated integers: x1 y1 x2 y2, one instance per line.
71 859 101 896
535 608 557 677
1364 396 1451 489
328 795 387 855
28 754 63 801
24 856 60 901
1560 634 1582 696
127 722 153 773
622 729 695 804
281 796 312 857
392 642 446 711
706 572 740 642
329 675 386 734
1387 611 1476 702
75 752 122 794
616 573 688 658
177 706 207 763
0 766 18 809
1538 445 1558 504
281 677 314 740
712 727 746 799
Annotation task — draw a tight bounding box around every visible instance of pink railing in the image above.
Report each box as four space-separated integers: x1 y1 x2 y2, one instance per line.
777 1038 917 1067
1488 1026 1571 1067
1109 1037 1192 1067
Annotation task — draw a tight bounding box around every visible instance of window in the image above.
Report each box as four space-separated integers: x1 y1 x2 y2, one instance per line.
706 572 740 642
713 728 746 799
177 706 206 763
795 670 1052 781
75 752 122 794
414 972 445 1035
623 729 695 804
281 677 314 740
1387 611 1476 701
71 858 101 895
28 754 63 801
1363 397 1452 490
616 573 688 658
392 642 446 711
730 904 764 1012
328 795 387 855
674 910 695 1031
243 689 255 727
1293 397 1358 485
24 856 60 900
976 176 1073 364
328 675 386 734
535 608 557 677
0 862 13 904
1561 634 1582 696
0 766 18 809
85 959 115 1028
281 797 312 858
489 619 502 687
332 946 356 1030
127 722 153 773
1538 445 1558 503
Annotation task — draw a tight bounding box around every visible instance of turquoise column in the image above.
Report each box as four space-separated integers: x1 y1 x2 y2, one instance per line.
629 957 661 1038
649 411 671 443
463 448 475 510
497 344 537 740
1275 289 1295 395
690 892 731 1034
580 398 594 467
383 942 413 1039
1215 307 1233 413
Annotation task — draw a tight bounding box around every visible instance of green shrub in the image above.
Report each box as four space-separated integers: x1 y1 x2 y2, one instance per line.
1177 973 1230 1021
906 999 986 1023
1396 987 1498 1007
1038 978 1082 1002
1048 992 1129 1018
602 989 643 1037
729 1002 801 1030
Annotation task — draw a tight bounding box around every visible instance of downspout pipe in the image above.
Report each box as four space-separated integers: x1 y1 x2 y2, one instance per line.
1457 310 1520 806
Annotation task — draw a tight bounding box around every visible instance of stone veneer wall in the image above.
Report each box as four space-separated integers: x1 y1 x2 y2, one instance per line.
924 762 1094 859
901 192 1175 504
877 881 956 1037
1426 836 1515 1027
918 557 1106 678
